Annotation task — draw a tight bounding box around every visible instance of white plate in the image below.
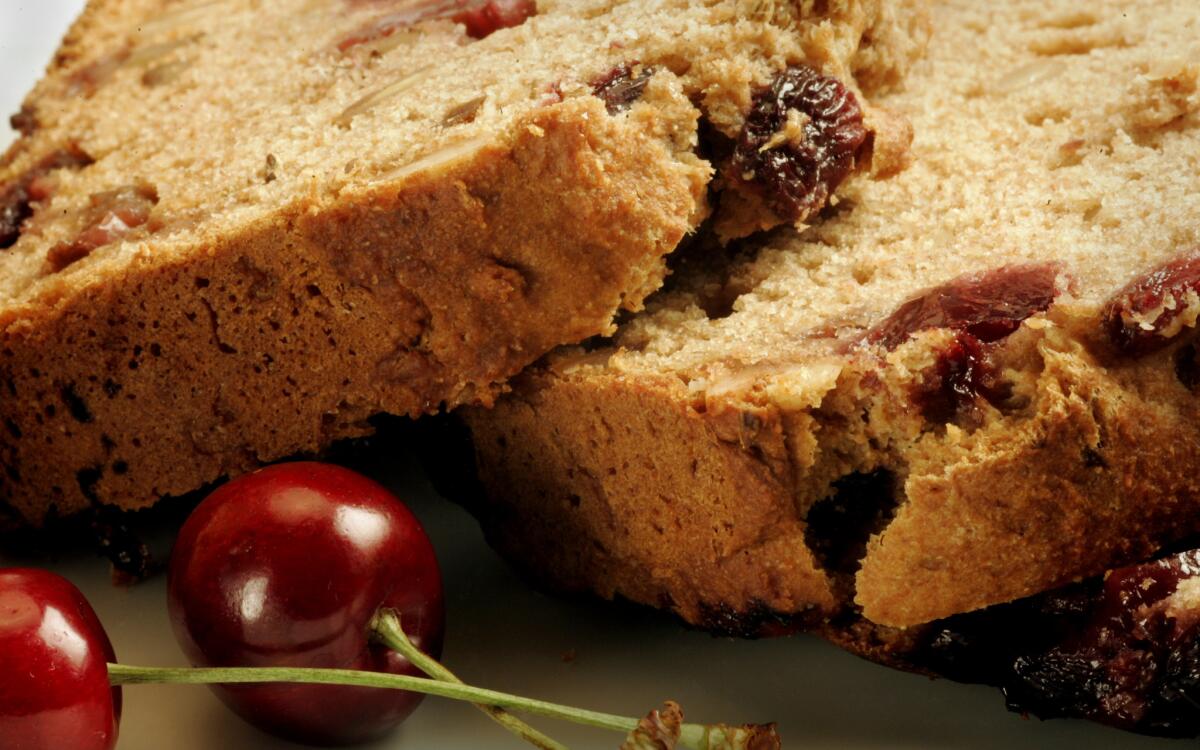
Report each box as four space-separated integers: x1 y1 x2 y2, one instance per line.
0 4 1188 748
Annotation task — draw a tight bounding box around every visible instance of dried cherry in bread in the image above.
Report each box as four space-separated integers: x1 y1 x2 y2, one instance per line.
731 65 868 223
867 263 1061 351
591 64 654 115
44 183 158 273
912 332 1011 425
0 147 94 249
451 0 536 39
1104 252 1200 357
338 0 535 52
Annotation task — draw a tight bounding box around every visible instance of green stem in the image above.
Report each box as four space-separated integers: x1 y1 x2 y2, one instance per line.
370 609 567 750
106 663 754 749
108 662 637 734
108 662 777 744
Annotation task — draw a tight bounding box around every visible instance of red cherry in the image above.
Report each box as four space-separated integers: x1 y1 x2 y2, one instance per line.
0 568 120 750
451 0 537 38
166 462 445 745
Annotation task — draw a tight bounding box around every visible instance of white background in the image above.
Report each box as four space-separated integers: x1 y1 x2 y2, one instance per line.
0 3 1187 748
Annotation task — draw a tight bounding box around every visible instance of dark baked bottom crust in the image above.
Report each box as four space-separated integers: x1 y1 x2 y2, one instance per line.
870 544 1200 738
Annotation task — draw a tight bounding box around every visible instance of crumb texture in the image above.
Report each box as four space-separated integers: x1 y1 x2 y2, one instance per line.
466 0 1200 629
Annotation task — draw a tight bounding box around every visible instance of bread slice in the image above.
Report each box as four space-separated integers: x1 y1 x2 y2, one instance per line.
464 0 1200 630
0 0 924 525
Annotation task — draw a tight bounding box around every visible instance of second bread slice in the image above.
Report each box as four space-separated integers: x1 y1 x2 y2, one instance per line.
463 0 1200 630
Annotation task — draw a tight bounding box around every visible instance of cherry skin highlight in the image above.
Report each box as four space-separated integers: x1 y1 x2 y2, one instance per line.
167 462 445 745
0 568 120 750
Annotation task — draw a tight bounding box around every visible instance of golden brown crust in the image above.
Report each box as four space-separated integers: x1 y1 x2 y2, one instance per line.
857 318 1200 625
467 369 839 625
0 100 703 523
465 316 1200 629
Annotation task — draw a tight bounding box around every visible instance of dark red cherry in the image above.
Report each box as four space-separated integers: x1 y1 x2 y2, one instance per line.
591 63 654 114
167 462 445 745
0 568 120 750
732 65 867 223
451 0 537 39
1103 251 1200 357
867 263 1061 351
338 0 535 52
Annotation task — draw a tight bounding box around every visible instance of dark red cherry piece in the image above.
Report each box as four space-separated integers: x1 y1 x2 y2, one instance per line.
591 63 654 115
451 0 537 39
338 0 534 52
867 263 1061 351
912 332 1011 425
167 462 445 746
1103 251 1200 357
0 568 121 750
732 65 867 223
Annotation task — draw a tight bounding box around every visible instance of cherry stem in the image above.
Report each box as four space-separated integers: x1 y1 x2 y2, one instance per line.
105 663 743 749
107 662 635 731
369 608 566 750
